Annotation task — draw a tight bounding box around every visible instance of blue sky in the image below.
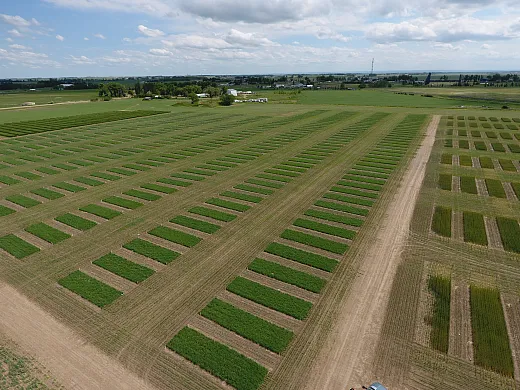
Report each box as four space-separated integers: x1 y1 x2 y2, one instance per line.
1 0 519 78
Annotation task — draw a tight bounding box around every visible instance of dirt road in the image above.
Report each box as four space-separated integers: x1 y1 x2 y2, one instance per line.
0 283 155 390
304 115 440 389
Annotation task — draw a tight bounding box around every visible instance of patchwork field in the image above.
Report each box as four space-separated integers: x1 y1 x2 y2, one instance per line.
0 98 519 390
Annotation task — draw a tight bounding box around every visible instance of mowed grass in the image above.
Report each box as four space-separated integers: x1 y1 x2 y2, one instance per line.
293 218 356 239
432 206 451 237
189 206 237 222
304 209 363 227
123 238 180 264
149 226 201 247
496 217 520 253
428 275 451 354
206 198 251 212
55 213 96 231
265 242 338 272
221 191 263 204
0 234 40 258
227 277 312 320
0 205 16 217
93 253 154 283
248 258 326 293
5 195 41 208
80 204 122 220
463 211 488 246
58 270 122 307
281 229 348 254
30 188 65 200
123 189 161 201
201 298 294 353
167 327 268 390
170 215 221 234
103 196 143 210
25 223 70 244
469 286 514 376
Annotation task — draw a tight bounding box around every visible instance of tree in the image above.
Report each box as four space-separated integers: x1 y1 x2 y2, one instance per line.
219 94 234 106
189 92 199 105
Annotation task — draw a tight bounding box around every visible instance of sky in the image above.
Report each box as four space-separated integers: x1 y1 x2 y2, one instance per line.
0 0 519 78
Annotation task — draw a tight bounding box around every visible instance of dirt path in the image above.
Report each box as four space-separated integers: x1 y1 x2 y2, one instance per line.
303 115 439 389
0 283 156 390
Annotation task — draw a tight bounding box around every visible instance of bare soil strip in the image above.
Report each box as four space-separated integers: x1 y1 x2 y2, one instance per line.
297 115 439 389
484 216 504 251
453 211 464 241
0 283 155 390
414 262 433 348
448 275 474 363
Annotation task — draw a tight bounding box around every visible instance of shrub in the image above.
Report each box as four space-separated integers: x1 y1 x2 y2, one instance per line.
219 94 234 106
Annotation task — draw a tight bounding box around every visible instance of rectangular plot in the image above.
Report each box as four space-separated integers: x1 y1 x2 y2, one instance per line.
201 298 294 354
15 171 42 180
491 143 505 152
30 188 64 200
470 286 514 376
35 167 60 175
58 270 122 308
90 172 121 181
206 198 250 212
496 217 520 253
74 177 104 187
0 234 40 258
323 192 374 207
53 182 86 193
459 155 473 167
463 212 488 245
123 189 161 201
55 213 96 231
304 209 363 227
0 205 16 217
479 157 494 169
79 204 122 220
441 154 453 165
245 178 284 189
103 196 143 210
255 174 292 183
234 184 273 195
438 174 452 191
485 179 506 198
498 159 516 172
281 229 348 255
93 253 154 283
264 169 300 178
265 242 337 272
227 277 312 320
149 226 201 247
25 223 70 244
460 176 477 194
170 215 220 234
432 206 451 237
428 275 451 353
220 191 263 204
52 163 77 171
189 206 237 222
314 200 369 216
0 176 20 185
249 258 326 293
140 183 177 194
293 218 355 240
122 164 150 171
167 327 267 390
107 168 137 176
123 239 180 264
158 178 191 187
171 172 204 181
5 195 41 208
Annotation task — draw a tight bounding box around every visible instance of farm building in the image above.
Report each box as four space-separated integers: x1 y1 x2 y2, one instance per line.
227 89 238 97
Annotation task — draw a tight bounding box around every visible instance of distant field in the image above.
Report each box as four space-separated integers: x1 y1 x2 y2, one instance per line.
0 90 97 109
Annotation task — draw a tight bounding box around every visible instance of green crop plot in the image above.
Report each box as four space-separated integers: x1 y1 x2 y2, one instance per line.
0 176 21 185
80 204 122 220
5 195 41 208
255 173 292 183
0 205 16 217
90 172 121 181
124 238 179 264
234 184 274 195
206 198 250 212
498 159 516 172
330 186 379 199
470 286 514 376
458 140 469 149
293 218 356 240
281 229 348 254
25 223 70 244
53 182 86 193
265 242 338 272
171 172 205 181
220 191 264 204
201 298 294 353
103 196 143 210
30 188 65 200
93 253 154 283
170 215 221 234
0 234 40 258
140 183 177 194
440 154 453 165
496 217 520 253
15 171 42 180
58 271 122 307
314 200 369 216
485 179 506 198
304 209 363 227
428 275 451 354
508 144 520 153
479 157 494 169
157 178 191 187
123 189 161 201
167 327 267 390
432 206 451 237
55 213 96 231
463 212 488 246
460 176 477 194
474 141 487 151
248 258 326 293
491 143 505 152
438 174 452 191
189 206 237 222
74 177 104 187
459 155 473 167
323 192 374 207
227 277 312 320
149 226 201 247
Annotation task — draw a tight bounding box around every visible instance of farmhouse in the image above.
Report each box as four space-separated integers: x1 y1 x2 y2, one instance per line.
227 89 238 97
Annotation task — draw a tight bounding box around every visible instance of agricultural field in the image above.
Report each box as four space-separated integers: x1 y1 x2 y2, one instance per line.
1 93 519 390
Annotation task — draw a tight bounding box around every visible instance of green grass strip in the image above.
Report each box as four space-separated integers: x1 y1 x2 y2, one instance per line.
432 206 451 237
0 205 16 217
265 242 338 272
170 215 220 234
123 238 179 264
107 167 137 176
122 163 150 171
255 173 292 183
74 177 104 187
221 191 263 203
245 178 284 189
234 184 273 195
15 171 42 180
103 196 143 210
498 159 516 172
479 157 494 169
0 176 20 185
249 258 326 293
55 213 96 231
30 188 64 200
25 223 70 244
53 182 86 193
158 178 191 187
460 176 477 194
459 155 472 167
428 275 451 354
281 229 348 254
149 226 201 247
206 198 250 212
485 179 506 198
227 277 312 320
304 209 363 227
438 174 452 191
330 186 378 199
496 217 520 253
93 253 154 283
264 169 300 178
293 218 355 239
470 286 514 376
79 204 122 220
314 200 369 216
201 298 293 353
140 183 177 194
0 234 40 258
189 206 237 222
167 327 267 390
5 195 41 208
171 172 205 181
463 211 488 245
323 192 374 207
58 270 122 308
123 189 161 201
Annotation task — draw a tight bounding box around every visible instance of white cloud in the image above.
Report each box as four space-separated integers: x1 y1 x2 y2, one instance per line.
56 34 65 41
0 14 40 28
9 44 30 50
162 34 231 49
94 33 106 39
123 37 132 42
149 48 172 56
70 55 96 64
224 29 277 46
0 47 61 69
84 37 89 41
481 43 491 49
8 29 22 37
5 37 13 42
137 25 165 37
